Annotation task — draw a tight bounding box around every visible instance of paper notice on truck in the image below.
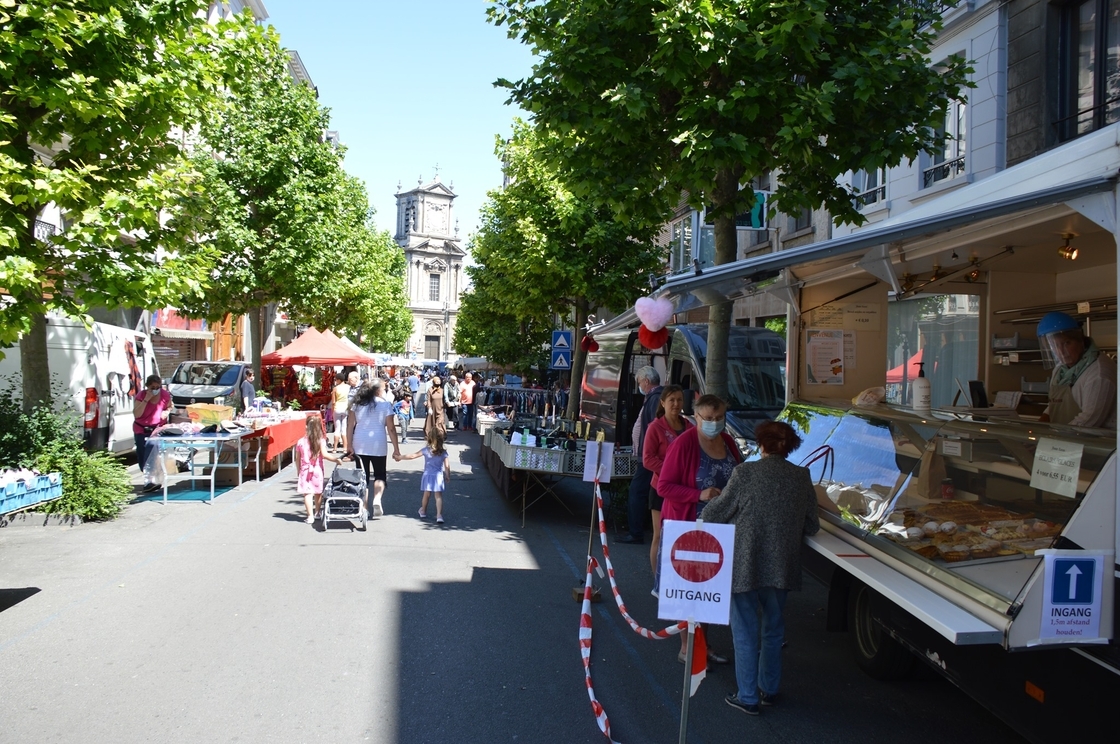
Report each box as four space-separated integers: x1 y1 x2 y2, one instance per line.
1029 438 1083 498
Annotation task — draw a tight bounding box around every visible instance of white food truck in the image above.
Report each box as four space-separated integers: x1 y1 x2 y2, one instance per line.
0 314 160 455
635 127 1120 741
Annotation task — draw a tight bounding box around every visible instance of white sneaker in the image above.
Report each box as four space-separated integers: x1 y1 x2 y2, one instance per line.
373 503 384 517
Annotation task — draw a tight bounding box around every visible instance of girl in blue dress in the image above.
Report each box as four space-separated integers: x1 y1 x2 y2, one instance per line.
399 429 451 524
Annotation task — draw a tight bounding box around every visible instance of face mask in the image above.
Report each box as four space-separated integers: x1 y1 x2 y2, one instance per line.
699 418 725 437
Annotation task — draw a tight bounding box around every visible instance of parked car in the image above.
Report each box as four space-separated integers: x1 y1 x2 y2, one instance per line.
167 361 252 411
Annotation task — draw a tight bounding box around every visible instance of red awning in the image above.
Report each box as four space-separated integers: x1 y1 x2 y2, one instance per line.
885 348 924 384
261 328 377 366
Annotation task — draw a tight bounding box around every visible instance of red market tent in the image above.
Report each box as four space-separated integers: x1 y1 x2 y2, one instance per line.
885 348 924 384
261 327 376 366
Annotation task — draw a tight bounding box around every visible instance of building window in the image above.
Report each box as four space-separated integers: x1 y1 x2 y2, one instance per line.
789 208 811 233
428 273 440 302
923 98 967 187
851 168 886 208
668 217 692 273
1058 0 1120 141
425 335 440 359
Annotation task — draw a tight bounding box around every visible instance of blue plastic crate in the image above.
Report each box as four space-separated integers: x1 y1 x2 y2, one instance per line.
0 473 63 515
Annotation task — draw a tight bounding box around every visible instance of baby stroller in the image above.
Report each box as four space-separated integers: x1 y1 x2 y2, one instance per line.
322 468 367 531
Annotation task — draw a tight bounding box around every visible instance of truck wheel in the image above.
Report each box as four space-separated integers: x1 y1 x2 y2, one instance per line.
848 581 915 680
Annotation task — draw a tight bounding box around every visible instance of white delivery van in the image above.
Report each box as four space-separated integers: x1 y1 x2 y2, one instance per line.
0 314 161 455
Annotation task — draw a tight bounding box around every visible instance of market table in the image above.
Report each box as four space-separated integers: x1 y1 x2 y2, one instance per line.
241 413 312 478
151 431 248 504
484 433 638 526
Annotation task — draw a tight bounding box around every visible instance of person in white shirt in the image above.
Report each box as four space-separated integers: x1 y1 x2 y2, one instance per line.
346 379 402 516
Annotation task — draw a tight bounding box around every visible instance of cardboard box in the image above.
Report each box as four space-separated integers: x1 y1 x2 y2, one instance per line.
186 403 234 426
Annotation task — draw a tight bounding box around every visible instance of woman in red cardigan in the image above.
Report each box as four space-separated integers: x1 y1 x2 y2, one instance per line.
656 393 741 664
642 385 692 595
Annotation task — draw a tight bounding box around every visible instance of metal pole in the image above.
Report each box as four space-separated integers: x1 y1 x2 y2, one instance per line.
678 619 695 744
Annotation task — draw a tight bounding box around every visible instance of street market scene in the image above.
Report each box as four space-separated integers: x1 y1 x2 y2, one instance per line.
2 1 1119 743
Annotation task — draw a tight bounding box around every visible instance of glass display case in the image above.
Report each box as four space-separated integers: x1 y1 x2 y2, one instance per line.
777 401 1117 613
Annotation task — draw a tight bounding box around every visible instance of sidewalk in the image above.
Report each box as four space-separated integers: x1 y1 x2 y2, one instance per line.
1 422 1025 743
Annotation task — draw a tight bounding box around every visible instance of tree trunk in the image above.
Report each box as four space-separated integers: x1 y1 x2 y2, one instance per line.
20 313 52 413
249 306 264 379
705 167 743 399
565 297 589 420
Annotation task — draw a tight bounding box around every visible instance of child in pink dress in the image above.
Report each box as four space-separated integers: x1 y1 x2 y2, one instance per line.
295 415 340 524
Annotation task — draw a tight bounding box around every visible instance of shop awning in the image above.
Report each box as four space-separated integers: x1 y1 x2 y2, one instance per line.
597 124 1120 332
261 327 378 366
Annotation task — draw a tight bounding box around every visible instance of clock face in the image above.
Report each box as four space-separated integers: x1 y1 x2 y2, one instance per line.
427 203 448 234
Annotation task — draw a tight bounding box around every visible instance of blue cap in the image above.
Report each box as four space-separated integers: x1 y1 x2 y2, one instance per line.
1037 311 1080 337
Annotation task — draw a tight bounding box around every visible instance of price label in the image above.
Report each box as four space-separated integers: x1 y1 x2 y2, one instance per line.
1077 301 1090 315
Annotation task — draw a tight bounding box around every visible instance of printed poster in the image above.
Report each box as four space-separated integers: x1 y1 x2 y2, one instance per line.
812 305 845 329
582 441 614 483
1029 438 1084 499
806 329 844 385
843 330 856 370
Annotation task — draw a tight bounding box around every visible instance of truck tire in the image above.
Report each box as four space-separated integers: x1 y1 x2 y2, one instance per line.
848 580 916 680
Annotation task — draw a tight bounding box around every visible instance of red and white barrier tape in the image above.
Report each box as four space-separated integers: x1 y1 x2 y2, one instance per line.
579 480 688 742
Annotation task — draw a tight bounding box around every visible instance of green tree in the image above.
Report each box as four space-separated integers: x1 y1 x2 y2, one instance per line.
282 176 412 353
0 0 244 409
489 0 971 397
178 26 410 367
455 121 663 415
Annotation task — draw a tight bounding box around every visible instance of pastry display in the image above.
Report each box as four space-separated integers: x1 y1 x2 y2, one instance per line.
880 509 1062 563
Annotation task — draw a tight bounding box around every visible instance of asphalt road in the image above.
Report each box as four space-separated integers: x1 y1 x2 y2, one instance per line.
1 424 1028 743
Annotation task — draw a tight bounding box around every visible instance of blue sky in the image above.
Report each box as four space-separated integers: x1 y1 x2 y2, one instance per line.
259 0 535 242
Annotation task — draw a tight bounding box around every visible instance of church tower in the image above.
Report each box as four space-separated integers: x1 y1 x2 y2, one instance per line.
394 174 467 361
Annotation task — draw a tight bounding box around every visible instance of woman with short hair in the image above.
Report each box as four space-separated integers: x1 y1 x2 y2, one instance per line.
701 420 820 715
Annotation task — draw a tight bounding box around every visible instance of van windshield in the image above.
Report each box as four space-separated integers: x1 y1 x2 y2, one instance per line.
172 363 242 387
725 357 786 411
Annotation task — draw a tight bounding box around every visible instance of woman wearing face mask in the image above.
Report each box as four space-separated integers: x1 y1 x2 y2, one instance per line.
656 393 741 665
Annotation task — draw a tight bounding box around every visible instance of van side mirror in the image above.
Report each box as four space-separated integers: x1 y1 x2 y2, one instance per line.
682 389 695 416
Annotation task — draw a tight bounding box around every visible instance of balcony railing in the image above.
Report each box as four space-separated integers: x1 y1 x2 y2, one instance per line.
34 219 58 242
852 185 886 209
923 156 966 188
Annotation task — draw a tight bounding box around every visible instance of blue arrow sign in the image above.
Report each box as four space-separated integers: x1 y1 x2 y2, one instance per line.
552 330 572 350
1051 558 1095 604
550 349 572 370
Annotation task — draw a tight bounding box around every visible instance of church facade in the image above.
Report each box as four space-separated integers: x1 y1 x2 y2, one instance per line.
394 177 467 361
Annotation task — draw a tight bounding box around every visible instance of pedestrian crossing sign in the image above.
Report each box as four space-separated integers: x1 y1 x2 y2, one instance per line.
551 349 571 369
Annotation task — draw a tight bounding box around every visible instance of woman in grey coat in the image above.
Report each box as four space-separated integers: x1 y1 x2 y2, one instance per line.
700 420 820 715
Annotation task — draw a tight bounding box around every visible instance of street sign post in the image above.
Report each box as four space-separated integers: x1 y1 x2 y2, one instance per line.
550 329 573 370
1037 550 1111 643
657 520 735 626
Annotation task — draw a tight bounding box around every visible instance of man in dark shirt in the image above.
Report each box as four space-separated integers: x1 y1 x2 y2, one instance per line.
617 366 662 544
240 370 256 413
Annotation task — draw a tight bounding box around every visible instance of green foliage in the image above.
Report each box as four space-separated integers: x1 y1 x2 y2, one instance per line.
34 438 131 521
0 385 129 521
490 0 972 396
454 120 663 368
178 26 411 355
0 384 77 467
0 0 246 349
764 316 788 340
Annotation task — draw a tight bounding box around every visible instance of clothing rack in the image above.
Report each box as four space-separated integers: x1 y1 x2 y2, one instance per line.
477 386 569 416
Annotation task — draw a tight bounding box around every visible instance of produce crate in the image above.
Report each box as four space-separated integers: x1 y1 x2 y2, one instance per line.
562 451 640 478
185 403 235 426
1 473 63 516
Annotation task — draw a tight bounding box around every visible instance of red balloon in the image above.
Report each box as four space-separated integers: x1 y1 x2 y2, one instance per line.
638 325 668 349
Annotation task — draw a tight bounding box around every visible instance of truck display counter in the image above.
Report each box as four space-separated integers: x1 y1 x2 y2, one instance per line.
778 400 1116 649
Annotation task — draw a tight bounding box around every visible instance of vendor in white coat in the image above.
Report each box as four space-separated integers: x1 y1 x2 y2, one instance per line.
1037 312 1117 429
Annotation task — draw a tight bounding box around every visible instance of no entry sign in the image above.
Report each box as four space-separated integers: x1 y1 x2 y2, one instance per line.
658 520 735 625
670 530 724 583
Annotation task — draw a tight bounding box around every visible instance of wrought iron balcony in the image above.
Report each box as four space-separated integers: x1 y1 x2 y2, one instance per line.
922 156 966 188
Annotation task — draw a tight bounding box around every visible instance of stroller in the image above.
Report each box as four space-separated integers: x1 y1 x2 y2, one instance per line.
322 468 367 531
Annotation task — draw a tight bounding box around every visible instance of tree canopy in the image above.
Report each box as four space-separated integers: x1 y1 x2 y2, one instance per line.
177 25 411 360
455 121 663 408
489 0 972 396
0 0 249 406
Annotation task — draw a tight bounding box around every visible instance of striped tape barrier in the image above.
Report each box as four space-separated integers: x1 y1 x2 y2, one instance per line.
580 480 688 742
